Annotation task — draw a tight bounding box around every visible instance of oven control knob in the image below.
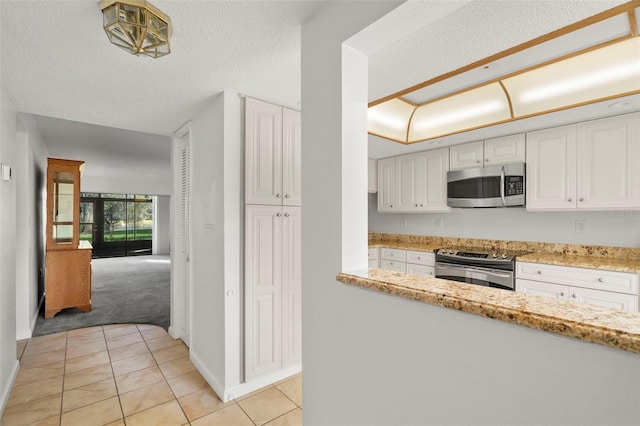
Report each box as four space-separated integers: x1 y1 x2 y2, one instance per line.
492 253 498 258
448 250 454 254
501 254 508 259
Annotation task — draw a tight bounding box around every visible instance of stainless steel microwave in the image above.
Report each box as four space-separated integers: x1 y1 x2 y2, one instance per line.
447 162 525 208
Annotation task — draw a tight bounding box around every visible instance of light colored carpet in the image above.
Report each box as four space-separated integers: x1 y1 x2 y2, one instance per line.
32 255 170 336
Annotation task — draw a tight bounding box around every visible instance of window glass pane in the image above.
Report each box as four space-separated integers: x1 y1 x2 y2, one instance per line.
81 192 100 198
104 201 127 241
134 201 153 240
101 193 127 199
80 201 94 243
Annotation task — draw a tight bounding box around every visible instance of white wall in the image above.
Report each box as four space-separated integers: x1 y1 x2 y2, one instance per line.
301 2 640 425
15 113 49 340
152 195 170 255
82 174 171 196
187 91 243 401
369 195 640 247
0 87 19 414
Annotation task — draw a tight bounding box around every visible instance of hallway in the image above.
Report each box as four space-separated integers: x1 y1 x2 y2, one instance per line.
2 324 302 425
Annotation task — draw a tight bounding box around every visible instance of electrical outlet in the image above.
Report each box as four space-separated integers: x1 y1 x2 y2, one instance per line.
575 220 586 233
401 218 408 229
435 218 443 229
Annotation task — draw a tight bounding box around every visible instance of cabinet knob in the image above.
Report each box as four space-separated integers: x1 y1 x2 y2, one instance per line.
276 213 282 217
598 278 604 283
285 194 290 198
485 158 490 162
568 198 572 202
276 193 282 198
537 270 542 274
476 160 481 163
560 292 565 297
420 204 423 207
572 294 577 299
415 203 418 207
284 213 290 217
579 198 584 202
390 204 393 208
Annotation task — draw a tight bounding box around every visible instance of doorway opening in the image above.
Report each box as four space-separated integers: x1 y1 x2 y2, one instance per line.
80 193 153 258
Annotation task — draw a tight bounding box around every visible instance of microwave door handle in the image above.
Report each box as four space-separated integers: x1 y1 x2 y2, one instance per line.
500 166 506 206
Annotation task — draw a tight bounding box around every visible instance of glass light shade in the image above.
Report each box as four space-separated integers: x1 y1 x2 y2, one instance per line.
367 98 416 143
100 0 172 58
503 37 640 117
408 82 511 142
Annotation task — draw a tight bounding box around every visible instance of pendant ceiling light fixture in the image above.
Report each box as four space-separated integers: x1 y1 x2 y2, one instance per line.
100 0 172 58
369 1 640 144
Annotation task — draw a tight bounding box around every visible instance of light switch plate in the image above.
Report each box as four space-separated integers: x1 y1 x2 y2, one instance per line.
1 164 11 182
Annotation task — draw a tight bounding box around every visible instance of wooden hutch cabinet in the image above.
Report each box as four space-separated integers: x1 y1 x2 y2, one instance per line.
45 158 92 318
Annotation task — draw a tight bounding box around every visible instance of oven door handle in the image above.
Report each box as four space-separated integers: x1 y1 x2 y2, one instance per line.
500 166 506 206
435 262 513 278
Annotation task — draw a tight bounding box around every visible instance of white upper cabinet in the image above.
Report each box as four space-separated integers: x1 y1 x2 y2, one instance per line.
449 134 525 170
368 158 377 193
577 113 640 209
377 157 395 212
377 148 449 213
246 98 301 206
527 112 639 211
449 141 483 170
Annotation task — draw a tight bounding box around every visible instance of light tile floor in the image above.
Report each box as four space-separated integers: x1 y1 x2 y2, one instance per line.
2 324 302 426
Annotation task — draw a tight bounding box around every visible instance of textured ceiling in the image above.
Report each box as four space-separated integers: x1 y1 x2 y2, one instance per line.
1 0 325 136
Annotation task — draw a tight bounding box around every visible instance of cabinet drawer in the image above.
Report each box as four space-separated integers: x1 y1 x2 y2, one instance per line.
406 263 434 277
406 250 434 266
517 262 639 295
368 248 379 260
380 259 407 273
381 248 406 261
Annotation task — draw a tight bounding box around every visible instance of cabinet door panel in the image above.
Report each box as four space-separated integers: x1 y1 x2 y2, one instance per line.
526 125 577 210
577 113 640 209
245 99 283 205
571 287 638 312
282 108 302 206
282 207 302 366
406 263 434 277
516 279 569 300
484 134 525 166
377 158 395 211
424 148 449 211
380 259 407 273
395 153 425 211
245 206 282 379
368 158 377 193
449 141 483 170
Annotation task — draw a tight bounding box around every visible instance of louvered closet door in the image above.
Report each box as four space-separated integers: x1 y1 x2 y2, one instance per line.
245 205 283 380
179 137 191 346
281 206 302 367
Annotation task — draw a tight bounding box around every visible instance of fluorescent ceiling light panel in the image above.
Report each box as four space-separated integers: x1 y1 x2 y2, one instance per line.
368 98 415 142
503 37 640 117
408 82 511 142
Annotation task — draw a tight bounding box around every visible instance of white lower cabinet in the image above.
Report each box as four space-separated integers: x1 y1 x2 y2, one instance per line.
245 205 301 380
379 248 434 276
368 248 379 268
516 262 639 312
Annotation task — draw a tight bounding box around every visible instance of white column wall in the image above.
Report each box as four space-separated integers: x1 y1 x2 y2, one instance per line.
152 195 171 255
0 87 19 414
301 1 640 425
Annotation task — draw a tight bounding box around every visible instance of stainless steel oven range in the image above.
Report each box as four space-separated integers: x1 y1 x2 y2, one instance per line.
434 248 517 291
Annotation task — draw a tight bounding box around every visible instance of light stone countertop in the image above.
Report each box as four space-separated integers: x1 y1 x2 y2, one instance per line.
516 252 640 273
337 268 640 354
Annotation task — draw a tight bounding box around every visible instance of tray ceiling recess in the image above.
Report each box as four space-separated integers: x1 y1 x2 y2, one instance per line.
368 1 640 144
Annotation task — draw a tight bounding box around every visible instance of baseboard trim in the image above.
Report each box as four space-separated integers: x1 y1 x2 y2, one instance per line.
224 364 301 401
189 351 227 401
0 359 19 416
167 326 180 340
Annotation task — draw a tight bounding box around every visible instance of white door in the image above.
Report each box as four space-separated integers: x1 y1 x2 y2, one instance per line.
377 157 395 212
423 148 450 211
178 131 192 346
484 134 525 166
281 206 302 367
395 152 426 211
516 279 569 300
449 140 483 170
282 108 302 206
577 113 640 209
570 287 638 312
245 205 282 380
526 125 577 210
245 98 283 205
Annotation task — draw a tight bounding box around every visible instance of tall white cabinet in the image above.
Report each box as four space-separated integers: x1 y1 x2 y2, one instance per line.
527 112 640 210
244 98 302 382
